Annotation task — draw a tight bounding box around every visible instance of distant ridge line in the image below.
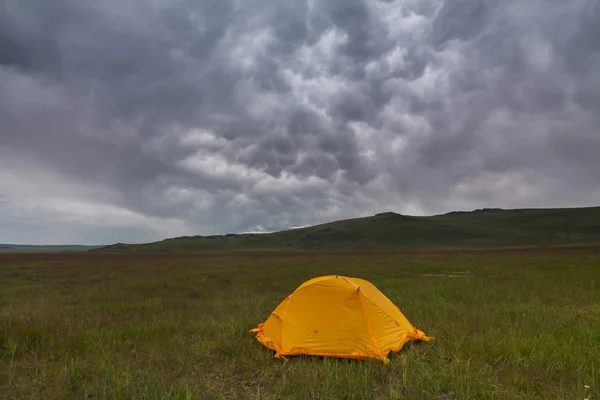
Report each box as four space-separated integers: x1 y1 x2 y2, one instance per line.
91 205 600 253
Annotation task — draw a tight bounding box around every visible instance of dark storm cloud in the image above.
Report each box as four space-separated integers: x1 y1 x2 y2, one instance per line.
382 0 600 206
430 0 490 47
0 0 599 244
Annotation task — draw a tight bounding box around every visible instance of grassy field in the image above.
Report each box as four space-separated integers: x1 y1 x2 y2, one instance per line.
1 248 599 399
95 206 600 252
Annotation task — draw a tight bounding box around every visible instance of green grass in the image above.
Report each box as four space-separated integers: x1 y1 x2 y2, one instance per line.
1 249 599 399
93 206 600 252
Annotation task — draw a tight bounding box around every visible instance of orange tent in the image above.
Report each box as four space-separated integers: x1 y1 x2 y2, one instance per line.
250 275 432 364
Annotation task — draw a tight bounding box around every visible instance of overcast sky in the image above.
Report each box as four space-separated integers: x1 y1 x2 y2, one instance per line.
1 0 599 245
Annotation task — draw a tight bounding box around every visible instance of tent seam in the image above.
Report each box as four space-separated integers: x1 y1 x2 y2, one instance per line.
285 287 358 352
281 296 292 352
281 275 355 351
358 292 386 362
280 276 338 352
343 278 408 330
360 292 408 330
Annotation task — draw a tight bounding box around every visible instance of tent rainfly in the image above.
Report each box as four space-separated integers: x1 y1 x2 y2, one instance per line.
250 275 432 364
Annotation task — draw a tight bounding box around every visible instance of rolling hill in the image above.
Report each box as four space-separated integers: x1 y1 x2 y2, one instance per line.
92 206 600 252
0 244 102 253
